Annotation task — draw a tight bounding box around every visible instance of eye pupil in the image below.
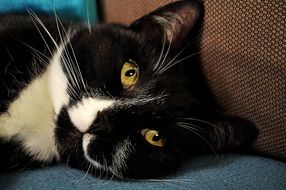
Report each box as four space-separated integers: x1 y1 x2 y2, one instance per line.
152 133 161 142
141 129 166 147
121 61 139 89
125 69 136 77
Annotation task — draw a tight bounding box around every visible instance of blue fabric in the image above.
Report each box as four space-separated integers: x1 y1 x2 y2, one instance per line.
1 154 285 190
0 0 98 24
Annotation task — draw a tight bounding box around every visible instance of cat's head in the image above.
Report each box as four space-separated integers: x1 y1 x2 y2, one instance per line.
51 0 206 178
50 0 210 178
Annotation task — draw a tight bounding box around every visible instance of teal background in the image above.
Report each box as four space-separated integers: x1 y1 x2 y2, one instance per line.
0 0 98 24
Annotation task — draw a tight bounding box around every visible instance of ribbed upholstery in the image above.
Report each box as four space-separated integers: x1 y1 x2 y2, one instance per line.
101 0 286 160
201 0 286 160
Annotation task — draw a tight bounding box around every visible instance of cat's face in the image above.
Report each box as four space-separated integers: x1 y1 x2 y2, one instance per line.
53 1 205 178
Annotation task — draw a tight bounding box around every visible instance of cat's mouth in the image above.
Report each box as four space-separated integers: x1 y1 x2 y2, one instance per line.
82 133 133 177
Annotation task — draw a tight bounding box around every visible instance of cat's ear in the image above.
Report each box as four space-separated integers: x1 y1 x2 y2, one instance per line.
130 0 204 47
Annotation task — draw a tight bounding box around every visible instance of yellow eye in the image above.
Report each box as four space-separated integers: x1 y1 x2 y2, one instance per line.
141 129 166 147
121 61 139 89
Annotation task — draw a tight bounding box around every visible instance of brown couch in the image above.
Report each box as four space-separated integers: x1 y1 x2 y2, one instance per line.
100 0 286 161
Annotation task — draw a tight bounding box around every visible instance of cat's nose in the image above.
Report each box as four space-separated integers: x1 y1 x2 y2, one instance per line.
88 111 112 134
93 111 103 127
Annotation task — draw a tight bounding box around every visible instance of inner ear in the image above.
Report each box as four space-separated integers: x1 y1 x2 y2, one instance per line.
130 1 204 47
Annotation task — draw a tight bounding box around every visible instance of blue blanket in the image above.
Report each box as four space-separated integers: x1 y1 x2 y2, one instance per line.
1 154 286 190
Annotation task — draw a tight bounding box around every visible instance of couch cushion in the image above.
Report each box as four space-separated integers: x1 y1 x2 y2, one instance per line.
1 154 285 190
200 0 285 160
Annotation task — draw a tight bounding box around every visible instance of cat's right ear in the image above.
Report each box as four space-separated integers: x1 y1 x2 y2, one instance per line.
130 0 204 48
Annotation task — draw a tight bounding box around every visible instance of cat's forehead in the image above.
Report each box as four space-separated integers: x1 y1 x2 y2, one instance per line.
89 25 142 47
70 25 148 63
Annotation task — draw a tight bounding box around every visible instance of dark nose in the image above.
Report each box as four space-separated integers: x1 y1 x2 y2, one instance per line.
88 111 112 134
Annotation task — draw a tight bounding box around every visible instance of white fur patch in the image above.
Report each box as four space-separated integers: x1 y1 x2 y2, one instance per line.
68 97 115 133
47 45 69 116
110 138 133 172
82 133 103 169
0 44 69 162
0 71 57 162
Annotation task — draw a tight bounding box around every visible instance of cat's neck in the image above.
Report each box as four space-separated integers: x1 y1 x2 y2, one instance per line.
0 45 70 163
0 69 58 162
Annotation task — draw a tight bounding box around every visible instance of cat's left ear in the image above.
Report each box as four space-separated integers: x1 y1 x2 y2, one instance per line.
130 0 204 47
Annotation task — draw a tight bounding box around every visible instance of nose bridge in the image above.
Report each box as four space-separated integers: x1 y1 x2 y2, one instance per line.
68 97 115 133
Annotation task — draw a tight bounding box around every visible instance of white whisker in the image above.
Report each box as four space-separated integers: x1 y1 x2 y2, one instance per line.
153 33 173 76
176 122 218 158
86 0 92 33
27 9 59 48
119 93 169 108
158 51 202 75
158 34 173 72
179 117 224 132
176 122 208 133
153 37 166 72
81 163 92 180
52 11 83 93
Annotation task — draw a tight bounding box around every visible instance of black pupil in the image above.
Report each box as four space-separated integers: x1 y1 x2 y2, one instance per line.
152 133 161 142
125 69 136 77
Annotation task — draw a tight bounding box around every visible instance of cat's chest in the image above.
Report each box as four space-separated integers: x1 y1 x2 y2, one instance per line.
0 45 68 163
0 70 58 162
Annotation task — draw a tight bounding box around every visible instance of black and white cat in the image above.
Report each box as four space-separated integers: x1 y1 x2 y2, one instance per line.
0 0 257 178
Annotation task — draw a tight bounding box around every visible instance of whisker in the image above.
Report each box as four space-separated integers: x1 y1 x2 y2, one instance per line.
154 34 202 76
85 0 92 33
54 14 89 96
49 7 86 99
51 10 82 93
176 122 218 158
179 117 229 137
66 154 71 166
26 9 81 101
81 163 92 180
153 37 166 72
176 122 208 133
4 44 15 62
108 167 126 180
157 51 202 75
26 9 54 56
153 33 173 76
120 92 169 108
158 34 173 72
27 9 59 48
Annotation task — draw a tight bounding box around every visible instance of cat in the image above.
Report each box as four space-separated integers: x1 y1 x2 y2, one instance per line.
0 0 257 179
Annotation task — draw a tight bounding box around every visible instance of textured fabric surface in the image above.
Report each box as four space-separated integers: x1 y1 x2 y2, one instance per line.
1 154 286 190
201 0 286 160
0 0 98 24
101 0 286 160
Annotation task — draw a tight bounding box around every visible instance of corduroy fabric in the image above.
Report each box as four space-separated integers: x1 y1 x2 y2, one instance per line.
101 0 286 160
